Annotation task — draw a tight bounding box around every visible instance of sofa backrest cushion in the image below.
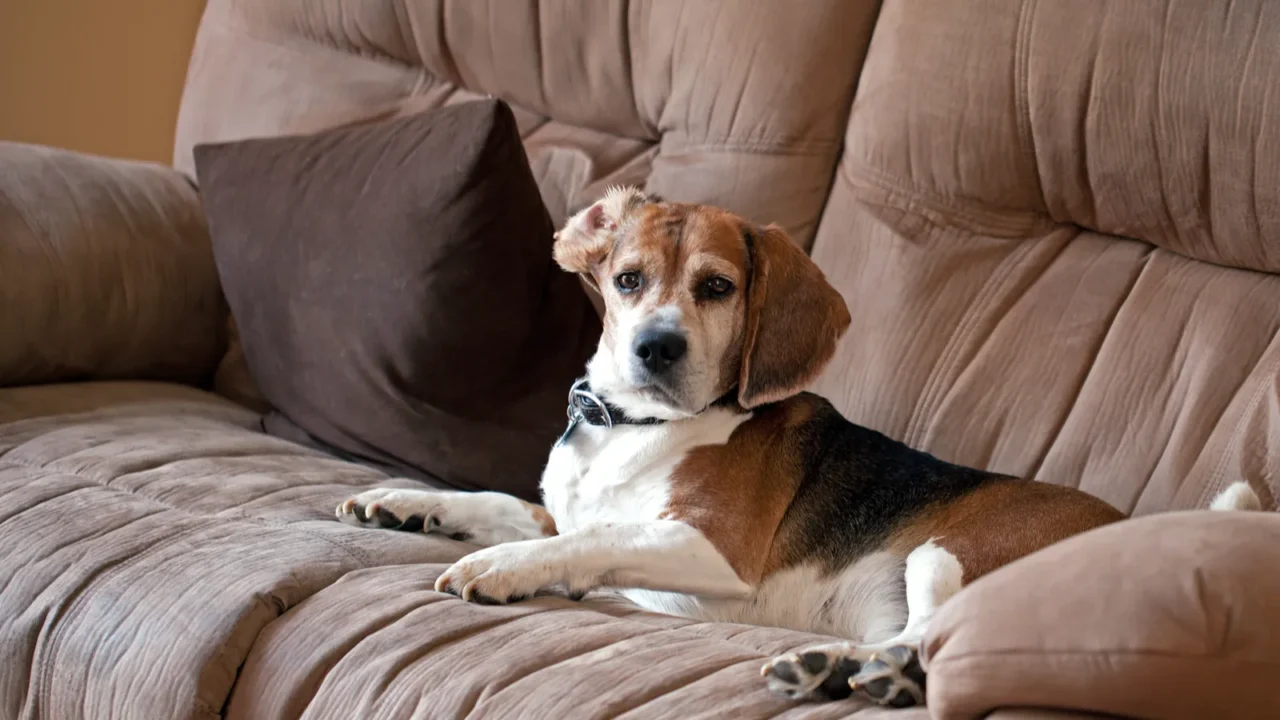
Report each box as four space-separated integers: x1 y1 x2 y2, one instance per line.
809 0 1280 513
174 0 882 249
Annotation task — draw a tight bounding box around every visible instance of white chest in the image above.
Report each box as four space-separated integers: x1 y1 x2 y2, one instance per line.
539 408 749 534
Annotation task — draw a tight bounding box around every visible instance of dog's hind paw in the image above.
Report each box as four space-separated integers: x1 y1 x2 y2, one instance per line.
848 644 926 708
762 647 863 701
762 641 926 707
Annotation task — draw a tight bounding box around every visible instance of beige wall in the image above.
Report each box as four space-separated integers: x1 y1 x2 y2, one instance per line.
0 0 206 165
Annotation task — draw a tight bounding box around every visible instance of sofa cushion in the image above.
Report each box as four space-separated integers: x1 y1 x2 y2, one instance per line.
808 0 1280 516
0 142 225 388
0 381 474 720
173 0 881 249
193 99 599 501
227 565 925 720
922 510 1280 719
0 381 949 720
841 0 1280 274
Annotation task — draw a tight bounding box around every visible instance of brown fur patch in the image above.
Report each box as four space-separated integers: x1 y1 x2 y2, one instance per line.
661 396 819 585
608 203 752 305
521 500 558 537
889 479 1126 584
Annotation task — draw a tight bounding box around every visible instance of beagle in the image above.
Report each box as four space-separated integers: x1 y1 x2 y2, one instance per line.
337 187 1262 708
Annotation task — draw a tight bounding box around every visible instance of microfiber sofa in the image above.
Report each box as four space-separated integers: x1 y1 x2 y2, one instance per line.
2 1 1278 718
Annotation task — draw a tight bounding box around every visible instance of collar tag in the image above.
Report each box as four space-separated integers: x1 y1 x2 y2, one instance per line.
568 377 613 428
560 376 671 443
556 415 579 446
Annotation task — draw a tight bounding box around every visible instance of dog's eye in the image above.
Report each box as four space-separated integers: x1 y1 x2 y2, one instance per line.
705 276 734 298
615 272 642 292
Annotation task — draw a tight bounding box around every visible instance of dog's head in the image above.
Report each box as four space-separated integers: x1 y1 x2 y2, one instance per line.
553 186 851 420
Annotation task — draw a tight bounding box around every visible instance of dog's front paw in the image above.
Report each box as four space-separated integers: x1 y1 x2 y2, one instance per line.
336 488 446 532
434 545 554 604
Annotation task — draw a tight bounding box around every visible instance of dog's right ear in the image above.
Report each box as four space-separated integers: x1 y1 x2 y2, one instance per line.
553 203 614 290
553 186 654 288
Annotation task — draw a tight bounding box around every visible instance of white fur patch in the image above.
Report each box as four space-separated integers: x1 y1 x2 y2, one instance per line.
597 184 648 222
623 551 908 644
434 520 752 601
1209 481 1262 512
336 488 546 546
587 302 700 421
542 405 750 531
760 537 965 693
899 539 963 636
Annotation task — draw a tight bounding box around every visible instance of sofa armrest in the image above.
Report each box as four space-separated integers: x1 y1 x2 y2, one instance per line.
922 508 1280 720
0 142 226 388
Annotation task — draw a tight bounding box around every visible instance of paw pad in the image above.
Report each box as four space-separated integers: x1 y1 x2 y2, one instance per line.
849 645 926 708
762 643 926 706
761 651 863 701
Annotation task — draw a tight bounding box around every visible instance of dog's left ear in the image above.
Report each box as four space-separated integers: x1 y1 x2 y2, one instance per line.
737 225 851 408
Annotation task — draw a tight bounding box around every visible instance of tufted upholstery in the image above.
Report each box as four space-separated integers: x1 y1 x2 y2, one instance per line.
174 0 883 249
839 0 1280 273
3 1 1278 718
811 0 1280 516
172 0 1280 520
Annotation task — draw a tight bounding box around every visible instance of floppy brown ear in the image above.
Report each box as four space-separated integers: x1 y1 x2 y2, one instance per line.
738 225 851 408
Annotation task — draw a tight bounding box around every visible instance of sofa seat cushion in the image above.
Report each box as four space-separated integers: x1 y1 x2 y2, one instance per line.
0 382 895 719
0 382 474 720
227 566 907 720
0 382 1111 719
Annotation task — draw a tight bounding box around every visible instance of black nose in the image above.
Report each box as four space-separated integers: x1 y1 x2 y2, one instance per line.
633 329 687 373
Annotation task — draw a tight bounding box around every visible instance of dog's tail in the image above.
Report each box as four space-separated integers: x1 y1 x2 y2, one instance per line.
1208 481 1263 512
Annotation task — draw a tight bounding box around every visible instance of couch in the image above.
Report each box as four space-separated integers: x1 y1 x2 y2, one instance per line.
2 1 1278 718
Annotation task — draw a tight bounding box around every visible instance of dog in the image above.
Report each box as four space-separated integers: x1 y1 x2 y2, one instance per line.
337 186 1262 707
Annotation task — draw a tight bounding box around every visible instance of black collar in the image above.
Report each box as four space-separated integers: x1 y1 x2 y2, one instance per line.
566 377 664 430
557 377 740 444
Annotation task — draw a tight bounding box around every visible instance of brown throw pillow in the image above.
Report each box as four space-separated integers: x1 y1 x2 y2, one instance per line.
193 99 600 501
